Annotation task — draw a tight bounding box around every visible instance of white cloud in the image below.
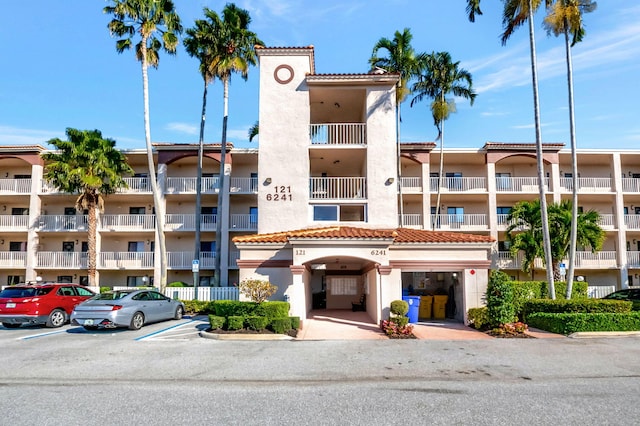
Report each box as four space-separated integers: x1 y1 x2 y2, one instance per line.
0 125 62 145
165 122 198 135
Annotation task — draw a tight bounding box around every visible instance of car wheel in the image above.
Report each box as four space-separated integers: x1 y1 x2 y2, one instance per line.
129 312 145 330
174 306 184 320
46 309 66 328
2 322 21 329
83 325 98 331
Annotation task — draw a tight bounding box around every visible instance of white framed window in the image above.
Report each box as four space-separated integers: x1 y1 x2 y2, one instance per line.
312 204 366 222
328 277 358 295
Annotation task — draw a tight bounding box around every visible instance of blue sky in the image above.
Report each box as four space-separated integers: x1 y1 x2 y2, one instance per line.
1 1 639 150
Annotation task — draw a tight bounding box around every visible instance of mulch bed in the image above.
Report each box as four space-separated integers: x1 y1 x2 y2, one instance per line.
206 328 298 338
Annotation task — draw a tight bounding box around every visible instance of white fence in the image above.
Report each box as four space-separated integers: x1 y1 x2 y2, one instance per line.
587 286 615 298
112 286 239 301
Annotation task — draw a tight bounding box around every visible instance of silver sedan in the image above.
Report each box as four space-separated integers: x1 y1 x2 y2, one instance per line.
71 289 185 330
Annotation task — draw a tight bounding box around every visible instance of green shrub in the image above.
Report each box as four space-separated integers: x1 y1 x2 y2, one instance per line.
245 316 269 331
391 316 409 328
269 317 292 334
540 280 588 299
100 286 111 293
167 281 190 287
390 300 409 316
182 300 216 315
467 307 489 330
208 315 225 330
509 281 543 319
527 312 640 335
487 270 515 327
214 300 258 317
523 299 632 319
239 279 278 303
290 316 300 330
226 315 244 330
254 301 290 319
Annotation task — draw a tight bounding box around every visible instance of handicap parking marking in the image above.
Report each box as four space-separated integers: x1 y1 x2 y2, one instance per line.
135 318 199 341
18 329 68 340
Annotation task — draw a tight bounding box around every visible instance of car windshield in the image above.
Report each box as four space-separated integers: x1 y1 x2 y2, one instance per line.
603 290 629 300
0 287 53 298
91 291 131 301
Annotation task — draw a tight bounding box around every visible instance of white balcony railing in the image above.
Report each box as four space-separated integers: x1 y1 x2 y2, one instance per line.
230 214 257 230
38 215 88 232
399 214 423 228
429 177 487 192
310 123 367 145
598 214 616 230
309 177 366 200
99 252 154 269
229 249 240 268
622 178 640 193
628 251 640 267
495 177 549 192
167 251 215 269
430 214 487 230
117 177 152 193
229 177 258 193
573 251 617 268
0 178 32 194
165 214 217 231
560 177 612 192
0 251 27 268
0 215 29 230
36 252 87 268
496 251 522 269
100 214 155 231
165 177 219 194
625 215 640 230
400 177 422 192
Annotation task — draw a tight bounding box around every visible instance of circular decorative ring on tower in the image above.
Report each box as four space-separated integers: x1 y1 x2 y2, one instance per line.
274 64 294 84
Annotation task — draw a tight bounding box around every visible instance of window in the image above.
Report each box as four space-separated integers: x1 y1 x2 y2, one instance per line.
313 205 366 222
57 276 73 283
328 277 358 295
129 207 146 215
447 207 464 227
496 172 511 190
11 207 28 215
81 242 88 252
128 242 145 252
249 207 258 226
498 241 511 251
202 207 217 225
446 172 462 190
127 276 151 287
62 242 75 252
497 206 511 226
7 275 24 286
79 276 89 286
9 242 26 252
14 174 31 179
314 205 337 221
250 172 258 192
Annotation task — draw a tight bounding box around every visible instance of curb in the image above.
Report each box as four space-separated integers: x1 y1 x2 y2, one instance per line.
568 331 640 339
198 331 294 341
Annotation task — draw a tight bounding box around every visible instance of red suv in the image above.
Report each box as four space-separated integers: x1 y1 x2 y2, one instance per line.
0 283 96 328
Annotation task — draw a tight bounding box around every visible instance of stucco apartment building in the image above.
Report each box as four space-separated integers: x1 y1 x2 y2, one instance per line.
1 46 638 324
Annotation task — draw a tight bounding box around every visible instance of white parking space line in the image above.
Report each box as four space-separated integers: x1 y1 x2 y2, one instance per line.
135 319 198 341
18 329 67 340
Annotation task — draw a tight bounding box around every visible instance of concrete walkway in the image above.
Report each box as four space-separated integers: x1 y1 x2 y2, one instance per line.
296 309 561 340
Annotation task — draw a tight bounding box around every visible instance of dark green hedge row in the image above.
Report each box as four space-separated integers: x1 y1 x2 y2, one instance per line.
182 300 217 315
523 299 632 317
527 312 640 335
213 300 290 319
207 314 300 333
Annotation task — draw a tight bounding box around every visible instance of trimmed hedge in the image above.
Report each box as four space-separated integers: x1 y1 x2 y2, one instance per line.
467 307 489 330
527 312 640 335
214 300 258 317
182 300 216 315
208 315 225 330
255 301 290 319
245 315 269 331
270 317 292 334
290 316 300 330
227 315 244 330
523 299 632 318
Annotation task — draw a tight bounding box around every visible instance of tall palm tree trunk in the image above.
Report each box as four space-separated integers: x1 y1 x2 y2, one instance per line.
564 22 579 298
194 80 209 297
527 0 555 298
214 78 229 286
141 40 168 291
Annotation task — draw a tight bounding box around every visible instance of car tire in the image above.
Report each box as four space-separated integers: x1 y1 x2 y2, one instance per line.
174 306 184 320
83 325 99 331
46 309 66 328
2 322 21 329
129 312 145 330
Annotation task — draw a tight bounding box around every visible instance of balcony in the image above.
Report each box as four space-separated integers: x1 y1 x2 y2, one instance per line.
117 177 152 193
99 252 154 269
230 177 258 193
430 214 488 231
622 178 640 193
0 178 32 194
100 214 155 231
0 251 27 268
496 251 618 269
400 177 422 193
495 177 549 192
560 177 612 192
230 214 257 230
429 177 487 192
310 123 366 145
165 177 219 194
309 177 366 200
38 215 88 232
628 251 640 267
598 214 616 230
0 215 29 231
625 215 640 230
36 252 87 268
168 251 215 269
165 214 217 231
399 214 423 228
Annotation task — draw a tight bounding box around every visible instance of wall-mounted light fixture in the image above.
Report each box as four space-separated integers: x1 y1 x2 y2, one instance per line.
386 177 394 185
334 102 341 108
73 274 77 279
264 177 272 185
75 239 79 244
634 239 637 244
147 240 151 245
0 239 4 245
2 205 5 211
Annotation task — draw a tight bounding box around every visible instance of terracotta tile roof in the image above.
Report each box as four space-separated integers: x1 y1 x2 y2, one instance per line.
483 142 565 151
232 226 494 244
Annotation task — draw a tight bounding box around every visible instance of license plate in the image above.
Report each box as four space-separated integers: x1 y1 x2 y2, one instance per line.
84 319 94 325
6 303 15 308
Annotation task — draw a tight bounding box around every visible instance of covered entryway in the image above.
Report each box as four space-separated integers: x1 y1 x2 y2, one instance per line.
296 309 386 340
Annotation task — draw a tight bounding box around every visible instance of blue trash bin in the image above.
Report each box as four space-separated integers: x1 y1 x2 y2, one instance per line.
402 296 421 323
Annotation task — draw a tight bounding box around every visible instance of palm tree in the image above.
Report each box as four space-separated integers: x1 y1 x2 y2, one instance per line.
410 51 476 230
466 0 555 297
369 29 421 227
543 0 597 297
104 0 182 292
191 3 262 286
507 199 605 285
248 121 259 142
42 128 133 288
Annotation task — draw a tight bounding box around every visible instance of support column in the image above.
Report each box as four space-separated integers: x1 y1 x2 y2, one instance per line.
154 162 168 285
550 162 561 203
26 164 43 282
421 162 430 230
220 161 232 286
612 153 628 289
486 161 497 241
376 265 397 324
289 265 306 322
